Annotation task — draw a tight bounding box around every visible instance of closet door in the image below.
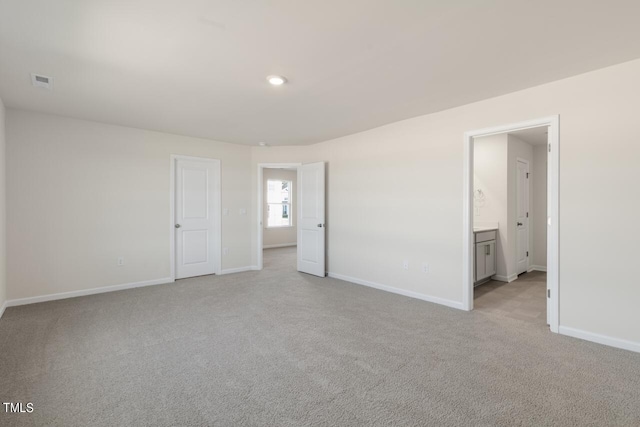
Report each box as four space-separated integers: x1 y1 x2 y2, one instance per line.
175 158 220 279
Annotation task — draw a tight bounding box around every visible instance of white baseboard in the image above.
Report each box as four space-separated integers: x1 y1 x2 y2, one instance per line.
219 266 259 275
528 265 547 272
263 243 297 249
559 326 640 354
5 277 174 308
328 272 464 310
0 300 7 320
492 274 518 283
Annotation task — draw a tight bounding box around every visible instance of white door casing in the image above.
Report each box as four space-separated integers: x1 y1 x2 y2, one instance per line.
297 162 326 277
174 157 220 279
516 159 530 275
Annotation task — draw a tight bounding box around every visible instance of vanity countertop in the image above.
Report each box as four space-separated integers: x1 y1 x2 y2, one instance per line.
473 226 499 233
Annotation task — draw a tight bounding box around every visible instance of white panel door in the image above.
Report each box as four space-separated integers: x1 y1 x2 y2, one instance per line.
516 159 529 275
297 162 325 277
176 159 218 279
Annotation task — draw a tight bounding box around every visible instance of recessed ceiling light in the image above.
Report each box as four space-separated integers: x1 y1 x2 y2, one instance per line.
258 141 268 146
266 75 287 86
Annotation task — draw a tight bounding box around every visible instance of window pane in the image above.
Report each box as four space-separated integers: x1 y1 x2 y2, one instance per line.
266 179 292 227
267 180 291 203
267 203 291 227
281 181 290 202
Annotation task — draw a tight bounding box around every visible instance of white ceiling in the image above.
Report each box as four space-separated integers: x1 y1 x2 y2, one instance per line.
2 1 640 146
509 127 548 146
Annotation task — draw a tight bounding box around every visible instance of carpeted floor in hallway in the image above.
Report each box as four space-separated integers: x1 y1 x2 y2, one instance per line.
1 246 639 426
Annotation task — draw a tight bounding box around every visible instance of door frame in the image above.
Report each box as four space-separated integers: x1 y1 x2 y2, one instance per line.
170 155 222 280
257 163 302 270
515 157 531 275
462 115 560 333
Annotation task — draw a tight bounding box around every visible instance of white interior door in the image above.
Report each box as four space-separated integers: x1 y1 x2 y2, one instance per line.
175 158 219 279
516 159 529 275
297 162 325 277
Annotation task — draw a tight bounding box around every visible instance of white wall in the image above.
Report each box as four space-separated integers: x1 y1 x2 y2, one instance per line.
5 58 640 348
0 97 6 313
507 135 534 278
263 168 297 247
473 134 509 278
532 144 548 268
6 110 253 300
250 58 640 345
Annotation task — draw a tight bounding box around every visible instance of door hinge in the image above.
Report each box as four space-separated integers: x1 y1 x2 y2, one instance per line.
526 212 529 218
548 144 551 153
526 172 529 178
547 289 550 298
526 251 529 257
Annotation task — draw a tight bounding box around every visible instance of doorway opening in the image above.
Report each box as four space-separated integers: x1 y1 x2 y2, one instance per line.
472 130 546 327
259 164 300 272
462 116 559 333
257 162 327 277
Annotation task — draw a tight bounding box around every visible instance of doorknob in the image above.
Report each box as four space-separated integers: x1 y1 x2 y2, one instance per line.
517 222 523 226
317 224 324 228
175 224 181 228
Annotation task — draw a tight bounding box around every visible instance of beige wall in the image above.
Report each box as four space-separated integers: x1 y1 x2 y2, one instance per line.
532 144 548 268
6 110 253 300
251 58 640 345
0 97 6 310
263 168 297 247
473 134 509 278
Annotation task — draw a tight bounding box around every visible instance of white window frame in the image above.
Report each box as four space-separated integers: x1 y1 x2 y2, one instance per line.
266 179 293 228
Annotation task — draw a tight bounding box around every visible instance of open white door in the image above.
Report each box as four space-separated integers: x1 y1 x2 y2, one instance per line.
516 159 530 275
297 162 325 277
175 158 220 279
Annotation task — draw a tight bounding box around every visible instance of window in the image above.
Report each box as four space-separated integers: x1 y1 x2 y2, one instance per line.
267 179 292 227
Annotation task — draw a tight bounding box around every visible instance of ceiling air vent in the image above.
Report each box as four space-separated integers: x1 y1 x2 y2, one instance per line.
31 73 53 90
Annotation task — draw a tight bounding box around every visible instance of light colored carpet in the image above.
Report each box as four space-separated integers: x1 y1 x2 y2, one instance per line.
1 247 639 426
